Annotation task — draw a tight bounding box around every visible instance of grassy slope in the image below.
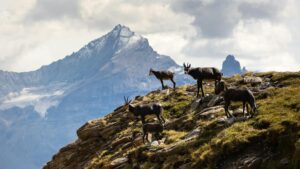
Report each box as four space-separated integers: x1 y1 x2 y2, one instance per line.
44 72 300 169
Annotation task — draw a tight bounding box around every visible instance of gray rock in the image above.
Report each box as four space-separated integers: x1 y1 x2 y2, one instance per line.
151 141 160 146
207 95 222 107
218 116 236 125
190 98 202 110
110 157 128 167
243 76 263 84
185 127 201 139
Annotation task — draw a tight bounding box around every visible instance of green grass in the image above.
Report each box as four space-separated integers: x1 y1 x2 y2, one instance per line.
50 72 300 169
190 72 300 168
163 130 188 144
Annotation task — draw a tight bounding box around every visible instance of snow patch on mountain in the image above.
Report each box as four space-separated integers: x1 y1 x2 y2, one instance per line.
0 24 189 169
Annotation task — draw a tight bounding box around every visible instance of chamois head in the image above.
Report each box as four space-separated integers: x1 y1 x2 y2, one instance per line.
124 96 138 116
215 81 226 95
149 68 154 76
183 63 191 74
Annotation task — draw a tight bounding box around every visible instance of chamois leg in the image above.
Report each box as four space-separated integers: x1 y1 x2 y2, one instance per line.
200 80 204 97
171 78 176 90
214 80 218 94
243 102 246 117
246 103 250 116
154 132 161 144
249 102 256 117
141 116 146 124
161 115 166 123
225 101 231 118
160 79 165 89
146 133 150 143
197 80 200 97
215 80 218 89
143 132 146 143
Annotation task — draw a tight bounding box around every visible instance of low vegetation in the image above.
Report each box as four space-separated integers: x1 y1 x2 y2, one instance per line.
44 72 300 169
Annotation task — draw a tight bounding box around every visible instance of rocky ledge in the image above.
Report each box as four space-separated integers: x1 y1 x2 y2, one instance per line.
44 72 300 169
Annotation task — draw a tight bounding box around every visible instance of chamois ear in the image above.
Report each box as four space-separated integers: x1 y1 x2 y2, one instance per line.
183 63 186 68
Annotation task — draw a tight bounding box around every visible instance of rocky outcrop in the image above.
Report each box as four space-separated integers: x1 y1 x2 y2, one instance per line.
243 76 263 85
44 72 300 169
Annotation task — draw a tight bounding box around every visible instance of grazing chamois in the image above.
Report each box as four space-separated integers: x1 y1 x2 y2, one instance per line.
142 123 164 143
149 68 176 90
215 81 257 118
183 63 222 97
124 97 165 124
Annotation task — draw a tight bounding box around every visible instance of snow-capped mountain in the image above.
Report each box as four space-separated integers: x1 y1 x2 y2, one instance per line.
0 25 189 169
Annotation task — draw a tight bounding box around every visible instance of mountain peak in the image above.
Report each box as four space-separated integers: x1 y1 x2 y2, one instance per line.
111 24 135 38
221 54 243 76
225 54 235 61
86 24 143 51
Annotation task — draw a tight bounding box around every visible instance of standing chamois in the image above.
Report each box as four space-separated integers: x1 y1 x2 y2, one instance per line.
215 81 257 118
124 97 165 124
142 123 164 143
149 68 176 90
183 63 222 97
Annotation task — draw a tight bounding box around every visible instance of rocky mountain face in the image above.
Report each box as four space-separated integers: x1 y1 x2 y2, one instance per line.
221 55 246 76
0 25 190 169
44 72 300 169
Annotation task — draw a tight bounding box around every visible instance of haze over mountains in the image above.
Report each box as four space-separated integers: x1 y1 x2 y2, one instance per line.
0 25 189 169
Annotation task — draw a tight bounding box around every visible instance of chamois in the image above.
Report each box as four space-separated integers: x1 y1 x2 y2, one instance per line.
215 81 257 118
124 97 165 124
142 123 164 143
149 68 176 90
183 63 222 97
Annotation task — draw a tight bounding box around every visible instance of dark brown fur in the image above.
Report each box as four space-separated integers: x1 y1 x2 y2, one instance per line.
149 68 176 90
215 81 257 118
124 97 165 124
142 123 164 143
183 63 222 97
129 103 165 124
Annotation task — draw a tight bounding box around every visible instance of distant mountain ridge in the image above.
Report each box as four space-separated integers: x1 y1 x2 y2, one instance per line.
221 55 246 76
0 25 177 94
0 25 189 169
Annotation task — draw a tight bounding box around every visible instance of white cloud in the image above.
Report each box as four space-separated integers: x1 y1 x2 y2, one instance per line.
0 87 64 117
170 0 300 71
0 0 299 72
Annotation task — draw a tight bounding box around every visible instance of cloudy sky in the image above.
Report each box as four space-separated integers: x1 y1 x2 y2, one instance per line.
0 0 299 72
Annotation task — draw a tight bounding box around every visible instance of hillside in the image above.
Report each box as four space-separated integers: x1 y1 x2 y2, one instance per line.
0 25 189 169
44 72 300 169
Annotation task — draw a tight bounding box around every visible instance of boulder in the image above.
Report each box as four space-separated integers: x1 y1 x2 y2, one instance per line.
109 157 128 168
207 95 223 107
111 136 132 149
77 120 124 140
194 106 223 120
190 98 202 110
243 76 263 85
184 127 201 139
